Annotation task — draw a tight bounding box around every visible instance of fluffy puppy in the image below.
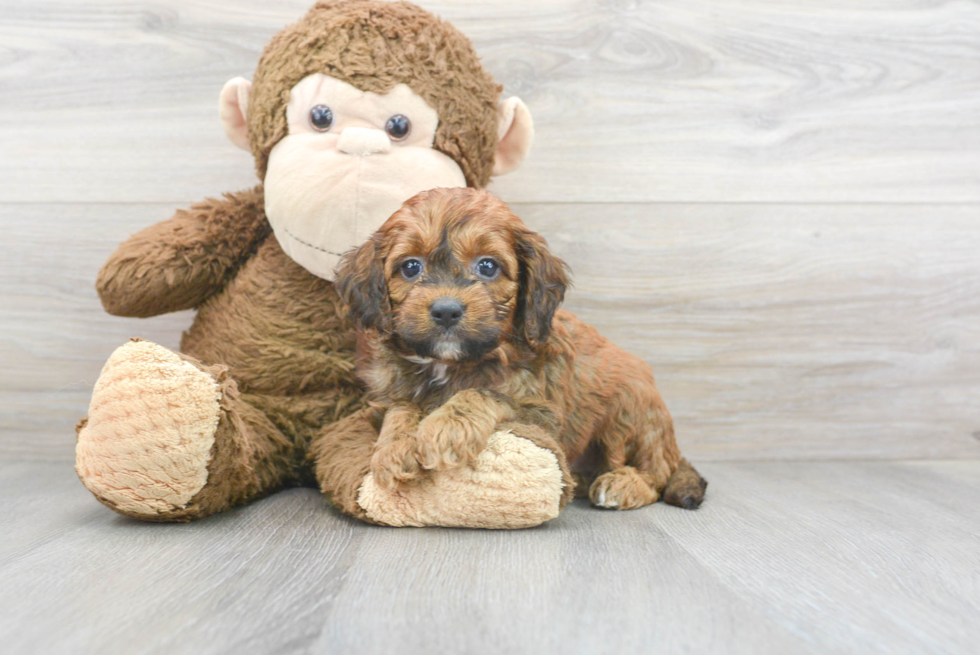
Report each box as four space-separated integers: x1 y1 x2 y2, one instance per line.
335 188 706 510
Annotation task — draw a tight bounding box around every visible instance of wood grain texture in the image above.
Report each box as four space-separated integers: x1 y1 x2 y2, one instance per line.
3 202 979 462
1 0 978 203
2 459 979 654
3 3 978 652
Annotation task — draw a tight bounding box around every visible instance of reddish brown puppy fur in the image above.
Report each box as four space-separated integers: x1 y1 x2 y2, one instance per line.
335 188 707 510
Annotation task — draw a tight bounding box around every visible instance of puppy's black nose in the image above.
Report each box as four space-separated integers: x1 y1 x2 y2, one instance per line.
430 297 464 328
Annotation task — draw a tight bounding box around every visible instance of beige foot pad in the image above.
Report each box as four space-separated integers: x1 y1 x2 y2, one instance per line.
357 430 564 529
76 340 222 517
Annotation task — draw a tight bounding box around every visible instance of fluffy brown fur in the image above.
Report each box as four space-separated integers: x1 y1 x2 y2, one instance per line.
249 0 502 186
84 2 559 522
93 187 365 520
335 189 707 510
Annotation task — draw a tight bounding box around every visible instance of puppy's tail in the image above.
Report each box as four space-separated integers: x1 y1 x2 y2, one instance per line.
663 458 707 510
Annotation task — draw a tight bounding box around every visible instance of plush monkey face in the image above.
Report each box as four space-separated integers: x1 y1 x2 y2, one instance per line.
217 1 534 281
264 74 466 279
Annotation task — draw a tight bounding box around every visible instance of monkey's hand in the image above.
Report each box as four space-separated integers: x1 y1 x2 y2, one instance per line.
371 402 424 489
97 186 271 317
415 390 516 470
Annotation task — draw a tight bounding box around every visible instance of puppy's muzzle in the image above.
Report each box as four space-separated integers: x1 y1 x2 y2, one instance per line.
430 297 464 329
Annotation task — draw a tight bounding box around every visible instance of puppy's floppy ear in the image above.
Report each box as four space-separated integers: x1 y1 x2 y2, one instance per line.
514 228 570 347
334 237 392 333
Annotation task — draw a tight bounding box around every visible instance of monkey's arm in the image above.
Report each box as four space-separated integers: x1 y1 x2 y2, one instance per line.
97 186 271 318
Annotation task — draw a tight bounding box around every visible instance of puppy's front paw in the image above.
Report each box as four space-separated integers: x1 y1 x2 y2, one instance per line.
358 430 565 529
371 437 423 490
415 404 492 470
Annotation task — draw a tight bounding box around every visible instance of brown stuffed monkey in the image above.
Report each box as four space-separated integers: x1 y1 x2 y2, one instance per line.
75 0 569 528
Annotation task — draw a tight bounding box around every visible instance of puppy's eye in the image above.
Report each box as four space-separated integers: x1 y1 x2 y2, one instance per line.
400 258 423 280
385 114 411 141
310 105 333 132
475 258 500 280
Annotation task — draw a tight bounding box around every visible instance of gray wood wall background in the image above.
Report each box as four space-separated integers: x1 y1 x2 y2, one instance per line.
2 0 979 463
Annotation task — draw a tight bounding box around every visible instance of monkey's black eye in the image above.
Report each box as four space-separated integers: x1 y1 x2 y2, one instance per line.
475 258 500 280
400 258 423 280
385 114 411 140
309 105 333 132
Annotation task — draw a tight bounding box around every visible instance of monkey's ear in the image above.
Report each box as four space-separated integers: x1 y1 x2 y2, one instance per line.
334 239 392 334
515 228 570 348
219 77 252 151
492 97 534 176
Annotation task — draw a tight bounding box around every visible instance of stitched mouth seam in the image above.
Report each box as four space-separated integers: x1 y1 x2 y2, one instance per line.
283 227 345 256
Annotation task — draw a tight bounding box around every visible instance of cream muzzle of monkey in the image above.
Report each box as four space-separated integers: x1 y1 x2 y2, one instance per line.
220 74 534 281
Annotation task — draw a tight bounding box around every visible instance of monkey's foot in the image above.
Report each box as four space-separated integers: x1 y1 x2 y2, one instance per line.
76 340 222 519
357 430 565 529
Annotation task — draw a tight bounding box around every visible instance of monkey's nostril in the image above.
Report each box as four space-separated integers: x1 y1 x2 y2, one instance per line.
430 298 464 328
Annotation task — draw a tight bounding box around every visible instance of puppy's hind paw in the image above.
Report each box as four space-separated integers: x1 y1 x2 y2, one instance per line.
589 467 658 510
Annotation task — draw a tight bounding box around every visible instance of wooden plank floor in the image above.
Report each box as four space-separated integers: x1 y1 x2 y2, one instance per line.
4 202 980 461
3 0 979 461
2 459 979 655
2 2 979 653
3 0 978 204
2 1 979 460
